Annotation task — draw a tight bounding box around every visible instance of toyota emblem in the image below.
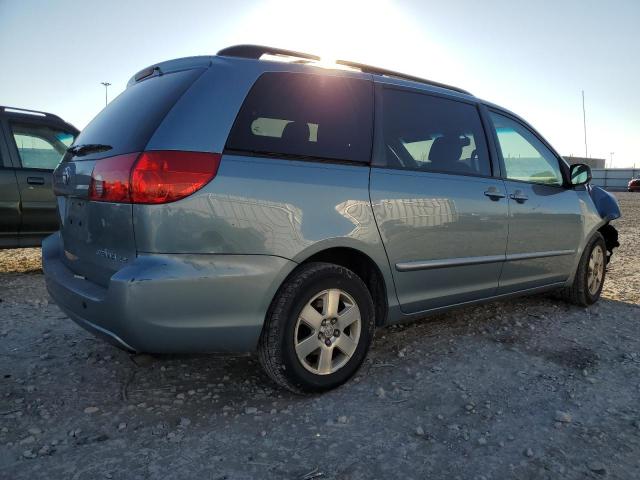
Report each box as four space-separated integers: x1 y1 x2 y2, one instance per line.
62 165 72 185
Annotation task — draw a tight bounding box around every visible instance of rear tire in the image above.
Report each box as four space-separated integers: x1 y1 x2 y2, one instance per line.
258 262 375 394
560 233 607 306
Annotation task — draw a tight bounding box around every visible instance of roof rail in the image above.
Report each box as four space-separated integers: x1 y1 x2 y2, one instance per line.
215 45 471 95
335 59 472 95
217 44 320 62
1 106 64 121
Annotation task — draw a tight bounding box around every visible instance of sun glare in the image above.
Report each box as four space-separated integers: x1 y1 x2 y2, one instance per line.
235 0 461 81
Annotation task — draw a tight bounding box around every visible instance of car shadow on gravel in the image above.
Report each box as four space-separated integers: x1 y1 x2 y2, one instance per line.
108 293 636 406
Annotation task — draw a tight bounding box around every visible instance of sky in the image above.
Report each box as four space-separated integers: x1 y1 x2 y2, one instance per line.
1 0 638 167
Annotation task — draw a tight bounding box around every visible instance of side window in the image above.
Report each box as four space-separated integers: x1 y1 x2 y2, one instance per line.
490 112 563 186
11 123 76 170
380 89 491 176
226 72 373 163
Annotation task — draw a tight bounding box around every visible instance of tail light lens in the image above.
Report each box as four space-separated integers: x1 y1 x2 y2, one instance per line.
88 153 138 203
131 151 220 204
88 151 221 204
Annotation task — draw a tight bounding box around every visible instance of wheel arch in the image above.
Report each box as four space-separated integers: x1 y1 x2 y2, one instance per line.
269 245 391 327
567 220 616 286
300 247 389 326
598 222 619 262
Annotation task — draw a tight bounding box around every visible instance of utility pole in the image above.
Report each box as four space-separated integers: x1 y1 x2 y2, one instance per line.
609 152 614 168
582 90 588 158
100 82 111 107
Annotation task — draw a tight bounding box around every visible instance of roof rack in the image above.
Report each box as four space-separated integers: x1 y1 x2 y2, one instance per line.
1 106 64 122
216 45 471 96
335 59 471 95
217 44 320 62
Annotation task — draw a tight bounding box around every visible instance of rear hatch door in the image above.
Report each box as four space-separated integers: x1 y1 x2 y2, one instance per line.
53 66 206 287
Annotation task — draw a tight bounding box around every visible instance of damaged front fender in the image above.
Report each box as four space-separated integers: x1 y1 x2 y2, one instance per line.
589 185 621 261
589 185 621 221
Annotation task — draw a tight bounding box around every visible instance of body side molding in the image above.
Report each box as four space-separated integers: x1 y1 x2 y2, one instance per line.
396 250 575 272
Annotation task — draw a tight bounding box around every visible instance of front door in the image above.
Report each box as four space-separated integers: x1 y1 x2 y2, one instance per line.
488 110 583 293
370 87 509 314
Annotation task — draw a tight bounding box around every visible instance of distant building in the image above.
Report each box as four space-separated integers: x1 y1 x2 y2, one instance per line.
563 156 605 169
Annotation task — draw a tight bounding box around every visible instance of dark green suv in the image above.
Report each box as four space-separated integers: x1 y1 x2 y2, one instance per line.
0 106 78 248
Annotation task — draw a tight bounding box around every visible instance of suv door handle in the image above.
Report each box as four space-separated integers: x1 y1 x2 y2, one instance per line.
27 176 45 185
483 187 506 201
509 190 529 203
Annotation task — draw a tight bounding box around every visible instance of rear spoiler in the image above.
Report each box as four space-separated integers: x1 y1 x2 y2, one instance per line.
127 56 213 87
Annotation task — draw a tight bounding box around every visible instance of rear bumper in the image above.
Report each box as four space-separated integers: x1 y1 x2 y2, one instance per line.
42 232 296 353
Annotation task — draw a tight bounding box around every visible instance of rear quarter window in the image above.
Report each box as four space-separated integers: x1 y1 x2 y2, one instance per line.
226 72 373 163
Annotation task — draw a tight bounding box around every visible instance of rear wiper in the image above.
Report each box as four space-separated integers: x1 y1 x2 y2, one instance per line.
67 143 112 157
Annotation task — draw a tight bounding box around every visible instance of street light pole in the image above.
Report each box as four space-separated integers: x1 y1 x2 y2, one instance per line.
100 82 111 107
582 90 588 158
609 152 614 168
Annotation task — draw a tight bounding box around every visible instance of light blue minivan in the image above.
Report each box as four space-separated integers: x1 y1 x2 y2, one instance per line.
43 45 620 392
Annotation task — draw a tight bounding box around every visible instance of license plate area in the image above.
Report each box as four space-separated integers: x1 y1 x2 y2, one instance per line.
63 199 90 255
59 199 136 287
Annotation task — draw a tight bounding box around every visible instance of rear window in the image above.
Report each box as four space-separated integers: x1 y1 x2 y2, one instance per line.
226 72 373 163
72 69 203 159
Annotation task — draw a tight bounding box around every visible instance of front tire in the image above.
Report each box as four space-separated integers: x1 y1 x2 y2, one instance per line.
560 233 607 306
258 262 375 393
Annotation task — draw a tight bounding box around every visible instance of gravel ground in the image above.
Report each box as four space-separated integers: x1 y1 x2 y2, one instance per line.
1 192 639 480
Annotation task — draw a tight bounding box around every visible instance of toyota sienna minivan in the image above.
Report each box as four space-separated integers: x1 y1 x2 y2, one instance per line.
44 45 621 393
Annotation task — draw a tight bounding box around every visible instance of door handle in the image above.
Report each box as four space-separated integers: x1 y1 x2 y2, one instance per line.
509 190 529 203
27 176 45 186
483 188 506 201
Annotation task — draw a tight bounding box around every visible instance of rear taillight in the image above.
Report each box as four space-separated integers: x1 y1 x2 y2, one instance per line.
88 151 221 204
88 153 138 203
131 151 220 204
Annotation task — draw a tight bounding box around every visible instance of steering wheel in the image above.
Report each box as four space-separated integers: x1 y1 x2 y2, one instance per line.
387 139 419 169
468 148 478 169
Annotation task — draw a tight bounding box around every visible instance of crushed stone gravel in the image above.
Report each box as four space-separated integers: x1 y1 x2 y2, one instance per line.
1 192 639 479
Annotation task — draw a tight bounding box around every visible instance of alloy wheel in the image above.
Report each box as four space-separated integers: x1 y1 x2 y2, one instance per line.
293 289 362 375
587 245 605 296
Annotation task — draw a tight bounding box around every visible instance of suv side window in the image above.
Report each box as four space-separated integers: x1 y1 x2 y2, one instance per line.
226 72 373 163
380 88 491 176
490 111 563 186
11 123 75 170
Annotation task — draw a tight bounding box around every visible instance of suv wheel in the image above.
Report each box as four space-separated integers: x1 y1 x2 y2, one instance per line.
561 232 607 306
258 262 375 393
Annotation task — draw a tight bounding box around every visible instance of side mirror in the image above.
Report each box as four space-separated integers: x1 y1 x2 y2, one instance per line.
570 163 592 186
